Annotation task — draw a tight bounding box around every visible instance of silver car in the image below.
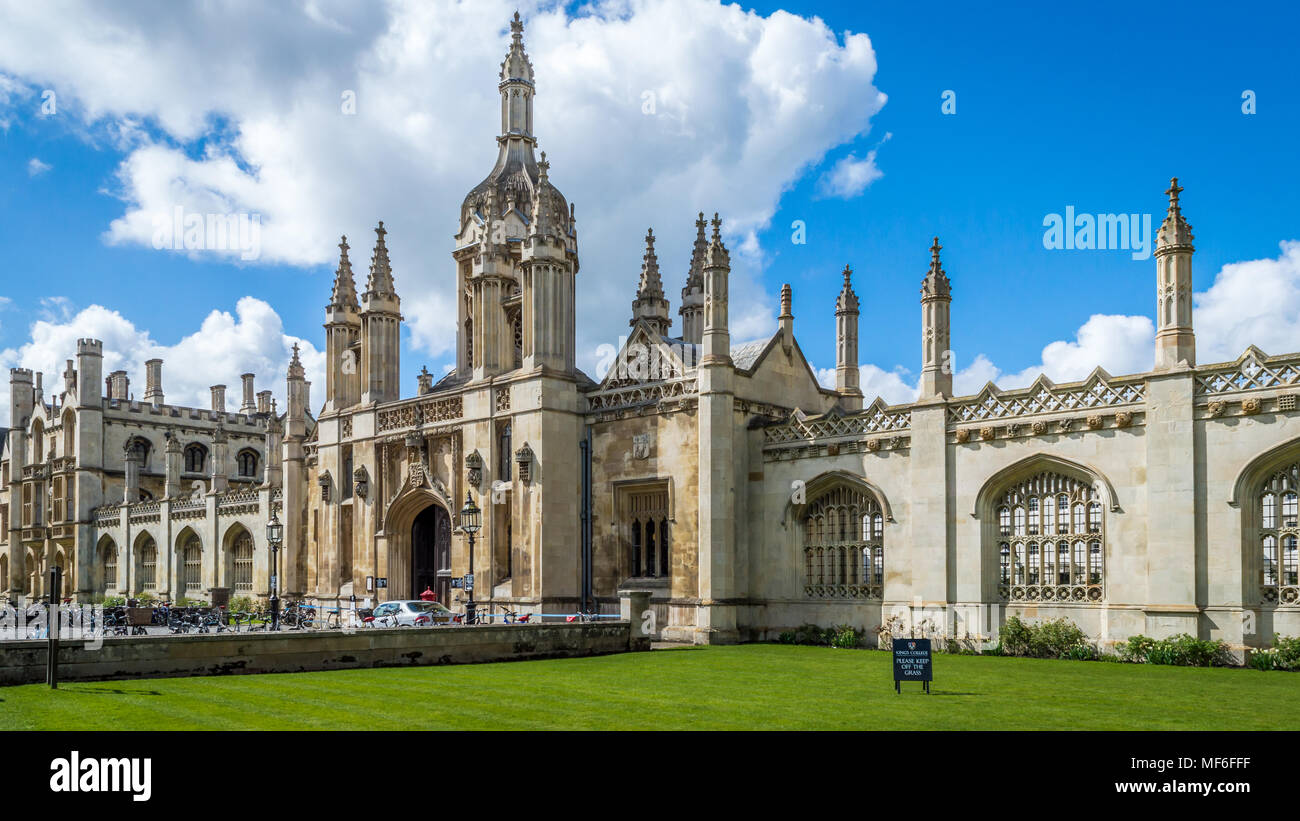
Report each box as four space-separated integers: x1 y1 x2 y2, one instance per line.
366 600 457 627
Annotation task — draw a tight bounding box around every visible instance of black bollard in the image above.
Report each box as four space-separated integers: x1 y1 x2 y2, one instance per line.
47 566 62 689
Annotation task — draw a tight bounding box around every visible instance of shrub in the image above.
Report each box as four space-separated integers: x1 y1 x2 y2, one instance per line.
228 596 255 613
1122 634 1156 662
830 624 863 649
1248 649 1277 671
1124 633 1229 667
998 616 1093 660
101 595 126 607
1062 644 1098 662
999 615 1034 657
1273 634 1300 671
1249 634 1300 671
776 631 795 644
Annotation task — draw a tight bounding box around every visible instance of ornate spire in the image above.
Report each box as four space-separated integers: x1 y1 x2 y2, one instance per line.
681 211 708 294
501 11 532 79
329 235 359 310
365 221 396 297
1157 176 1194 249
631 227 671 334
705 212 729 268
921 237 951 300
288 343 305 380
499 10 535 135
636 228 664 299
836 264 859 313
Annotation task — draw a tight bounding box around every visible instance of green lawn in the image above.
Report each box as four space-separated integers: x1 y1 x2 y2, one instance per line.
2 644 1296 730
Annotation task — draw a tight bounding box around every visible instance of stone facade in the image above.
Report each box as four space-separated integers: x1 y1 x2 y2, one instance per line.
4 16 1299 654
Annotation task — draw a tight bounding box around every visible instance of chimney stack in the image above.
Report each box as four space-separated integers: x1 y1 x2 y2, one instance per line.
144 358 164 406
240 373 257 414
257 390 272 414
107 370 129 401
210 384 226 412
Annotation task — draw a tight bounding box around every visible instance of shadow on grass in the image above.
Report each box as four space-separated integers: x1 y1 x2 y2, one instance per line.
61 685 163 697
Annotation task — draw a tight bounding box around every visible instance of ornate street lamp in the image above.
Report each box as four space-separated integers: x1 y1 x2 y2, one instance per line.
266 510 283 631
460 491 481 625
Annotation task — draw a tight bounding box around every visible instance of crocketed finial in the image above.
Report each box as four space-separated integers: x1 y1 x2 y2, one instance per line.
1166 176 1183 208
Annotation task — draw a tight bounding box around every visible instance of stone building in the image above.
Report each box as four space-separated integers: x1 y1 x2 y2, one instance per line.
0 350 285 603
4 15 1299 653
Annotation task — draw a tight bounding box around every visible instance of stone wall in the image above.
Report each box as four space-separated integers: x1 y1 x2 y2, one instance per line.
0 621 634 686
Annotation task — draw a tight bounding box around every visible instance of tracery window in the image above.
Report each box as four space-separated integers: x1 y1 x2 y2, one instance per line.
624 486 670 579
1258 462 1300 605
51 477 65 523
138 537 157 590
803 485 884 599
184 444 208 474
996 471 1104 602
232 532 254 592
101 542 117 593
236 449 259 479
182 536 202 592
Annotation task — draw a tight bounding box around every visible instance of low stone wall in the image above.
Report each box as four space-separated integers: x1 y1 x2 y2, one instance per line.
0 621 634 686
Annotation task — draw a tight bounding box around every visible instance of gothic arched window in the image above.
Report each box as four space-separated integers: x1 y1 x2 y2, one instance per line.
803 484 884 599
100 541 117 593
137 536 157 590
62 409 76 457
995 470 1104 602
231 531 254 592
236 449 259 479
182 535 202 592
1258 462 1300 605
184 443 208 474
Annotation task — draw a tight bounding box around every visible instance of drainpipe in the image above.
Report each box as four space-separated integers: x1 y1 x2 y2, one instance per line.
580 425 593 612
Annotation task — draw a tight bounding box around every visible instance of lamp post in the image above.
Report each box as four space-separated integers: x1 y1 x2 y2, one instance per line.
266 510 283 631
460 491 481 625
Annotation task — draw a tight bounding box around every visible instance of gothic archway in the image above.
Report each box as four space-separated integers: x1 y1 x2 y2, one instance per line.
383 485 456 601
412 505 452 605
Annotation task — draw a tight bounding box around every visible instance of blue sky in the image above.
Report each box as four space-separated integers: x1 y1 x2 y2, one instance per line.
1 0 1297 420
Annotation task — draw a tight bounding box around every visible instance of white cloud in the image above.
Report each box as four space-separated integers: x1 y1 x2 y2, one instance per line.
815 363 916 406
817 149 883 199
0 297 322 427
1192 240 1300 364
0 0 887 377
27 157 51 176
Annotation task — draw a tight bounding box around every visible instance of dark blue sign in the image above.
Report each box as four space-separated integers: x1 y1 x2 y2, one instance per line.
892 638 932 693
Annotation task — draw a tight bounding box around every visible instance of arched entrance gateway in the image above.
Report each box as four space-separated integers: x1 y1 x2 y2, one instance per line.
412 504 452 605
